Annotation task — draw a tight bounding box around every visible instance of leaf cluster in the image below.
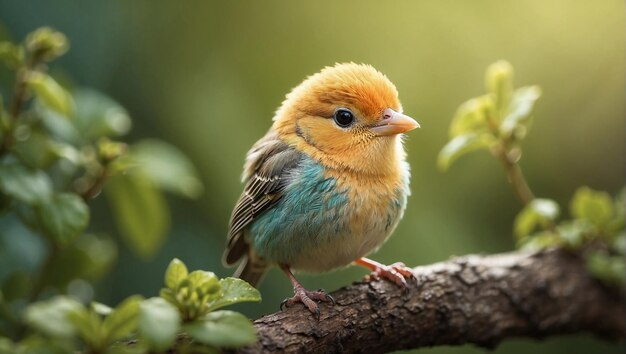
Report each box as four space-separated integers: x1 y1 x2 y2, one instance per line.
515 187 625 285
438 60 541 170
152 259 261 351
439 60 625 286
0 27 204 268
0 259 260 354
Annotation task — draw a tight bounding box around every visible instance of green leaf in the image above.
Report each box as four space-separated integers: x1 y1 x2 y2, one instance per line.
72 89 131 140
184 310 256 348
139 297 180 351
36 193 89 245
25 27 69 61
41 234 117 290
131 139 204 199
49 141 82 165
206 278 261 312
25 296 83 339
13 336 74 354
500 86 541 139
0 337 14 354
0 164 52 204
103 295 143 342
586 250 625 286
514 198 560 238
12 130 59 169
26 71 74 117
74 234 117 280
165 258 189 290
105 171 169 259
437 133 496 171
557 220 592 249
0 41 24 69
517 230 560 251
37 103 82 144
485 60 514 116
449 96 493 137
570 186 614 229
186 271 220 296
159 288 177 306
68 306 103 349
91 302 112 316
97 138 127 162
606 189 625 236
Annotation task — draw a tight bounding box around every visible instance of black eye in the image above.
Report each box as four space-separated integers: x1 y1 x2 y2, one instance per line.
333 108 355 127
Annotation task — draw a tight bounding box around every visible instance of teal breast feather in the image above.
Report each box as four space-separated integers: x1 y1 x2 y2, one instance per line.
249 156 349 265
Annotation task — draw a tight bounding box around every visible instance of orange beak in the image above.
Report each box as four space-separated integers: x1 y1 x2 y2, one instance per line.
370 108 420 136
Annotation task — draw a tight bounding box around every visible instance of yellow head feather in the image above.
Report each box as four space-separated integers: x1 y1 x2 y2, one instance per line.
272 63 407 176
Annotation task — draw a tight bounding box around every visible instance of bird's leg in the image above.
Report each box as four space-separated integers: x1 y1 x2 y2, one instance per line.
354 257 414 287
279 264 335 318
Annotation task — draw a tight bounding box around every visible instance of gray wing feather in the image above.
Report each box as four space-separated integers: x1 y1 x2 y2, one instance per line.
223 130 302 265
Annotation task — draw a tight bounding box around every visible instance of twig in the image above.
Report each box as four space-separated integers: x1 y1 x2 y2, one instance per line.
485 115 536 206
493 144 535 205
0 52 44 156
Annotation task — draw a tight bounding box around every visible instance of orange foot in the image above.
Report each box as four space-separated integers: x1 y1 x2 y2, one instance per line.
279 264 335 318
355 258 414 287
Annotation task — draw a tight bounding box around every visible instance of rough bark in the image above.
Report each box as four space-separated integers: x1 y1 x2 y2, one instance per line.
235 248 625 354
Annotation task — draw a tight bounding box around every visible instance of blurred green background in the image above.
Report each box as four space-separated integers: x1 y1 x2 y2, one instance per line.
0 1 623 353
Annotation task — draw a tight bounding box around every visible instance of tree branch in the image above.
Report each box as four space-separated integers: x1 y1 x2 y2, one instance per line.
236 248 624 353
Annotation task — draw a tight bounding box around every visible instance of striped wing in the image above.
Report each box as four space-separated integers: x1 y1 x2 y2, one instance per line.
223 130 302 265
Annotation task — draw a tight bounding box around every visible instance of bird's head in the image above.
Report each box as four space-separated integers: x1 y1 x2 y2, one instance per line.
273 62 419 175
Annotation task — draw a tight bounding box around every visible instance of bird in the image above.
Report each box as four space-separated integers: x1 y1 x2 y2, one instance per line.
223 62 420 316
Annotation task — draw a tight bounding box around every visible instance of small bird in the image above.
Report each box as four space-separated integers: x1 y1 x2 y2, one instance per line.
223 63 419 316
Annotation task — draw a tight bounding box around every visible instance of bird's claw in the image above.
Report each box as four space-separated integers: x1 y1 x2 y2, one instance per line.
279 288 335 318
316 288 336 305
365 261 414 287
279 298 288 311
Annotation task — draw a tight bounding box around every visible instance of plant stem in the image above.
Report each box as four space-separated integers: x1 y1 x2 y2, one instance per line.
0 52 44 156
494 145 535 205
486 115 536 206
491 134 559 234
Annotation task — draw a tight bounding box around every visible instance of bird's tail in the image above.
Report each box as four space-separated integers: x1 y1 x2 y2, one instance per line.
233 257 267 288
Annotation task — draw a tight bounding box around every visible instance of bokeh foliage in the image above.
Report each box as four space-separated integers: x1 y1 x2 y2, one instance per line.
0 25 202 304
0 1 624 354
0 27 259 353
